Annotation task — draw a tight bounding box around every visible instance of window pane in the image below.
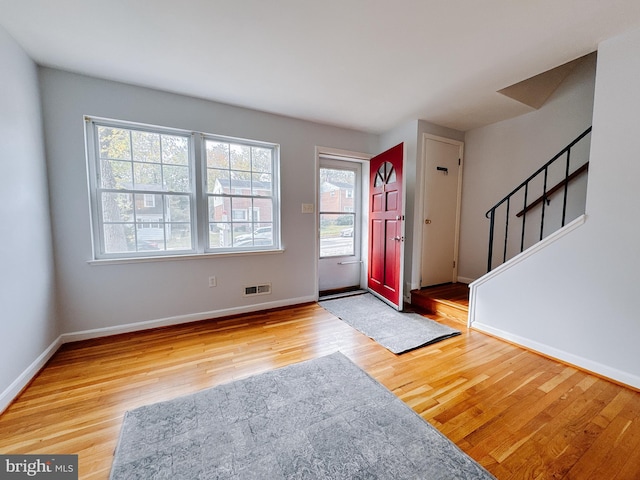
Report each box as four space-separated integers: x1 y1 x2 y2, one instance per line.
137 235 164 252
102 193 133 222
132 131 161 163
134 193 161 217
252 173 271 196
320 213 355 257
163 165 190 192
162 135 189 165
207 168 229 194
104 223 135 253
134 162 162 189
209 223 230 248
98 126 131 160
233 223 252 245
166 223 191 250
206 141 229 168
387 164 396 183
230 170 251 192
101 159 132 189
253 198 273 222
253 223 273 245
230 144 251 171
166 195 191 222
209 196 230 222
320 168 355 212
231 196 251 220
252 147 272 173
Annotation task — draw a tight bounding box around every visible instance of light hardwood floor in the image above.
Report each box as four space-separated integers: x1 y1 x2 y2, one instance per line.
1 302 639 479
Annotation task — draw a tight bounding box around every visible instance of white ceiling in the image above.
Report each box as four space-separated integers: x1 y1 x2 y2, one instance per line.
2 0 640 133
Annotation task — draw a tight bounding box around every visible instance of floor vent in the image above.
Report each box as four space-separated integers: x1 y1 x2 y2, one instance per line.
244 283 272 296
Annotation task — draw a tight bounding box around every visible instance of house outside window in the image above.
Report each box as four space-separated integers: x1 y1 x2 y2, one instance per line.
85 117 280 259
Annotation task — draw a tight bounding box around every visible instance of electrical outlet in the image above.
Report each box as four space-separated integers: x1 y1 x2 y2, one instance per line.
208 276 217 287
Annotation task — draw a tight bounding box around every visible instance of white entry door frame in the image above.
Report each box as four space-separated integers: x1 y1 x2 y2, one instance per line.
316 147 371 295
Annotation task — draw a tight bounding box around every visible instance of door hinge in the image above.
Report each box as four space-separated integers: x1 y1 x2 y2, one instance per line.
453 260 456 268
458 158 461 166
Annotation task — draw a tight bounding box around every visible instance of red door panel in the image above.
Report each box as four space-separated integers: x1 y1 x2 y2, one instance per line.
386 191 398 211
372 193 383 212
368 143 404 308
370 219 384 285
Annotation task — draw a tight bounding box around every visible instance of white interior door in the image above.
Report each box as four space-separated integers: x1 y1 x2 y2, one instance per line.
318 157 363 293
421 135 464 287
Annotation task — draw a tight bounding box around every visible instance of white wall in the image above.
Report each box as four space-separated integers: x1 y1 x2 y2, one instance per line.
470 28 640 388
459 54 597 280
39 68 378 335
0 28 58 409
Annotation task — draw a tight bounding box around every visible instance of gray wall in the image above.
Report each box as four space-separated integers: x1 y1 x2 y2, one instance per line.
0 27 58 407
469 28 640 388
459 54 597 280
39 68 378 334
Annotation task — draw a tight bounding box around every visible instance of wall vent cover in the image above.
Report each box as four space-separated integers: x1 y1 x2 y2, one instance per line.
244 283 272 296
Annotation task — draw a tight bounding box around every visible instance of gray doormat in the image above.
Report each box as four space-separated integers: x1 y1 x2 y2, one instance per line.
110 352 494 479
319 293 461 354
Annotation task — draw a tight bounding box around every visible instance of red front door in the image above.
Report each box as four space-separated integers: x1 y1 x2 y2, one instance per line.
368 143 404 309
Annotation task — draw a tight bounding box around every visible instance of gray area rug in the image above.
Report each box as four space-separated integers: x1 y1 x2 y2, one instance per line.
110 352 494 479
319 293 461 354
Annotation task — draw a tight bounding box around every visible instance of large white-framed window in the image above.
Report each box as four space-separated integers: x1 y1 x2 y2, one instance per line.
204 135 279 250
85 117 280 259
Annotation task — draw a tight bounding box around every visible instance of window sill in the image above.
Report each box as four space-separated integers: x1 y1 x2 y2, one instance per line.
87 248 285 266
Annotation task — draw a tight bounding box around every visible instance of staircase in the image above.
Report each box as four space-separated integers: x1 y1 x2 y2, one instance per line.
485 126 592 271
410 283 469 324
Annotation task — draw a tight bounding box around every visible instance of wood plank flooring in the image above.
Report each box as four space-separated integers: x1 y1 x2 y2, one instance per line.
1 302 639 479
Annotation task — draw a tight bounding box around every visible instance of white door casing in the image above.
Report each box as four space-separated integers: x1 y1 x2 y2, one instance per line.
420 135 464 287
317 148 370 293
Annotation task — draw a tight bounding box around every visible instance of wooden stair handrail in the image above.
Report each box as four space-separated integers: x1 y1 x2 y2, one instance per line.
515 162 589 218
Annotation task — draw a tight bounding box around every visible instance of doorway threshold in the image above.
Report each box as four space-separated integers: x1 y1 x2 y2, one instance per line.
318 289 368 301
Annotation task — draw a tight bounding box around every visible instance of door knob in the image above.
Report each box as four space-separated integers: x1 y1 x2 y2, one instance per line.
425 219 432 224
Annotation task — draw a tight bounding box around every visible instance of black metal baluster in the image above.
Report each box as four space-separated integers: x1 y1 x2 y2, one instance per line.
487 208 495 272
521 183 528 253
562 148 571 227
503 198 510 263
540 167 548 241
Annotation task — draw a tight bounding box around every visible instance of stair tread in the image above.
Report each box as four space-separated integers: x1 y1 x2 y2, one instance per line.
410 283 469 323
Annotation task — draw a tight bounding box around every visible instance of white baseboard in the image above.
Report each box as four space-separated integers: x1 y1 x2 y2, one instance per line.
0 336 63 415
472 322 640 390
1 295 316 414
456 276 475 285
61 295 317 343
